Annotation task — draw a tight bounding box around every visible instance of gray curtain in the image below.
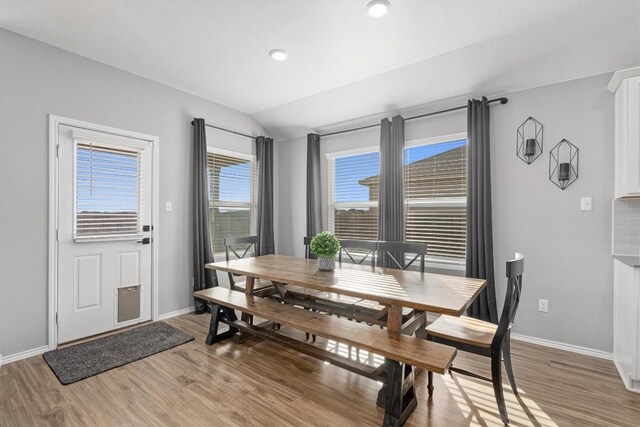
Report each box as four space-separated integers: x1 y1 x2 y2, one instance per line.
192 118 218 314
306 133 322 258
256 136 275 255
377 115 405 267
466 98 498 323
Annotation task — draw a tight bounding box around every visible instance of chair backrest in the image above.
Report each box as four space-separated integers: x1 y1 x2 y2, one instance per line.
377 241 427 272
338 239 377 267
303 236 313 259
224 236 258 284
493 253 524 349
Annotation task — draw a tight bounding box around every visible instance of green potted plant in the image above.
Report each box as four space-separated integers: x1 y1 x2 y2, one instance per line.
310 232 340 271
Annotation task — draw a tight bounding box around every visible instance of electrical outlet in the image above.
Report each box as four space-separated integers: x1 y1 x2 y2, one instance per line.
538 299 549 313
165 201 173 212
581 197 593 211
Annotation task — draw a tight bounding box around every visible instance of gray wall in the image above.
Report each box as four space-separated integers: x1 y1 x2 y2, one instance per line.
0 28 272 357
277 73 614 352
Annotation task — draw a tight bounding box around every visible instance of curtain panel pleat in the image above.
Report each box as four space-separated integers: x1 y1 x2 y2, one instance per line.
256 136 275 255
378 115 405 267
192 118 218 314
306 133 322 258
466 98 498 323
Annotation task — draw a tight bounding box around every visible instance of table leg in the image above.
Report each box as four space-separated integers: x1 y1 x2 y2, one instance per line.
235 276 256 343
206 303 238 345
244 276 255 294
377 305 423 413
382 360 416 427
242 276 255 323
386 305 403 333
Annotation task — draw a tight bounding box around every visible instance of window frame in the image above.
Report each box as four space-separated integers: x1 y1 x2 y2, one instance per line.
206 146 258 257
326 132 467 271
404 132 467 269
327 146 380 242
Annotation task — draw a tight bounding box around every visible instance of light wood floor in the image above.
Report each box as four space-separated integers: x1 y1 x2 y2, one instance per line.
2 313 639 426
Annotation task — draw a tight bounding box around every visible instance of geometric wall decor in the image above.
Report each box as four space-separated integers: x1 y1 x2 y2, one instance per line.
549 139 579 190
516 116 543 164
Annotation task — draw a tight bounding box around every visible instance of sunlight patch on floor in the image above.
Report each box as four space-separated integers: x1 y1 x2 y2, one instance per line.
324 339 385 366
443 374 559 427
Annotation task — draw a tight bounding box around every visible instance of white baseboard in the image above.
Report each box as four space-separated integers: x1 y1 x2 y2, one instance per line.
155 306 195 321
2 345 50 366
511 333 613 360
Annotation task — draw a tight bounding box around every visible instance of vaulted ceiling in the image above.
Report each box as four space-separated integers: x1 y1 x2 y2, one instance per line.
1 0 639 140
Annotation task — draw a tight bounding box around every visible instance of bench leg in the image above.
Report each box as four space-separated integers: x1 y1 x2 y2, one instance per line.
382 360 416 427
206 304 238 345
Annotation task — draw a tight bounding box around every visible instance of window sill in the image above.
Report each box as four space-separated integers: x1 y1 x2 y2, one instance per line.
74 234 142 243
424 259 466 272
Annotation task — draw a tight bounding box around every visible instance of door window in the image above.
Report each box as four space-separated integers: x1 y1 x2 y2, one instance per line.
74 141 142 238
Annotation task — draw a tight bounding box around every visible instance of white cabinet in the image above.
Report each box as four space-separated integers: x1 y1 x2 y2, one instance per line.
609 68 640 198
613 259 640 392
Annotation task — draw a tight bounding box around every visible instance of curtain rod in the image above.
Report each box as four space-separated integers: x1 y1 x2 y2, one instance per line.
319 97 508 138
190 120 256 140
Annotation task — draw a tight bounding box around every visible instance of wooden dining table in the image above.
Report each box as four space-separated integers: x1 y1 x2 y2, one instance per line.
202 254 486 425
206 254 486 333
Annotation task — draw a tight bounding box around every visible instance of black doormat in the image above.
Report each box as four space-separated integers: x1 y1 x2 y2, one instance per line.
43 321 194 385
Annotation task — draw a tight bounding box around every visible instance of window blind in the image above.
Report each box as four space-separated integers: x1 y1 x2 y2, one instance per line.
328 139 467 263
330 151 380 241
207 152 257 253
404 141 467 260
75 141 141 237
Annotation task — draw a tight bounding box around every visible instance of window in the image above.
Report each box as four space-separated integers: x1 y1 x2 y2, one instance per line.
75 141 141 238
328 136 467 265
328 150 380 241
404 139 467 262
207 149 257 253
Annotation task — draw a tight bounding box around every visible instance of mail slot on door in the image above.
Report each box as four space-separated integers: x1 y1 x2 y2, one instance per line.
118 285 140 322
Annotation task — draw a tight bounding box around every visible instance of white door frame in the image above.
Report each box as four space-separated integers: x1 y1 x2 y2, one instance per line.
48 115 160 349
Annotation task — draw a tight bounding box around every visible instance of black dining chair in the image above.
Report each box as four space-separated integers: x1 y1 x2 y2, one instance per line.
425 253 524 425
223 236 274 294
283 236 322 299
338 239 378 267
354 241 427 323
303 236 313 259
377 241 427 272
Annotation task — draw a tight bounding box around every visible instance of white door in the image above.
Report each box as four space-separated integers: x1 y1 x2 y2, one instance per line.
57 124 153 344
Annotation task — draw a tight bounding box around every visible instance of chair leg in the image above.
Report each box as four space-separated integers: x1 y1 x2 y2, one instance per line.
503 334 518 396
491 352 509 425
426 333 434 397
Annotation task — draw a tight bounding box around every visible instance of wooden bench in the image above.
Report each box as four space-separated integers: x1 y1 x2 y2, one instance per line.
195 287 457 426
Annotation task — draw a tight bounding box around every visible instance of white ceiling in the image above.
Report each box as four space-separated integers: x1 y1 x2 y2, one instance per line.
1 0 639 140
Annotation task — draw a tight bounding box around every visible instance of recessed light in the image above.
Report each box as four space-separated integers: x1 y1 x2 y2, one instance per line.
269 49 289 61
366 0 390 18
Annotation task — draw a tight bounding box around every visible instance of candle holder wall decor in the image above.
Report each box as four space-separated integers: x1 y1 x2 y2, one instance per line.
517 116 543 164
549 139 579 190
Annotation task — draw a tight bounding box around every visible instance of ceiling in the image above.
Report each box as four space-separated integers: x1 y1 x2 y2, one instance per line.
1 0 639 140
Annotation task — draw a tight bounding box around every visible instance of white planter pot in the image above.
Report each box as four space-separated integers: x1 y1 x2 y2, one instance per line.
317 256 336 271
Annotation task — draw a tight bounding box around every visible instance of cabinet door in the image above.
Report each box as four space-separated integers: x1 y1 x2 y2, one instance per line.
626 76 640 194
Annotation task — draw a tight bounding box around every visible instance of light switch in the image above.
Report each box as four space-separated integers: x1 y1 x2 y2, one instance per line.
580 197 592 211
165 202 173 212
